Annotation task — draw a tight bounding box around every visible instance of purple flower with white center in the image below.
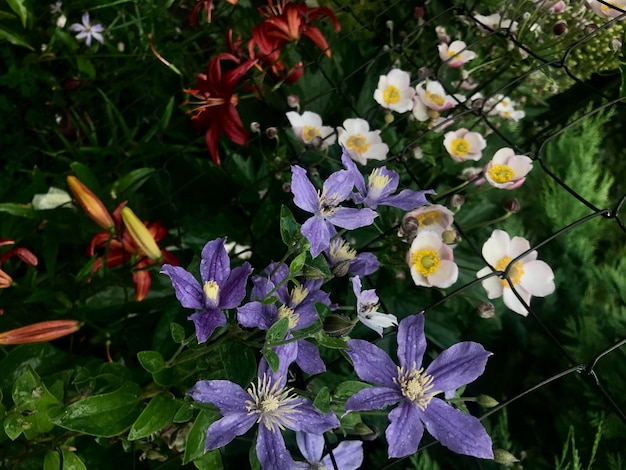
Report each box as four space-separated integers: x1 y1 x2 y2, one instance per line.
341 149 433 211
189 344 339 470
291 165 378 258
69 12 104 47
345 314 493 459
294 432 364 470
351 276 397 336
324 237 379 278
238 262 330 374
161 238 252 343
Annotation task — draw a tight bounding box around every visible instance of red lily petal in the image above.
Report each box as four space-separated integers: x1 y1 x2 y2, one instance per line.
205 119 225 166
0 269 12 288
303 26 332 57
223 58 258 90
223 105 249 146
132 262 152 302
88 232 114 256
12 248 38 266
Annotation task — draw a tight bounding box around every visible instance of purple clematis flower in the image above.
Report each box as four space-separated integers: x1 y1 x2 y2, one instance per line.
345 313 493 459
341 148 433 210
189 344 339 470
161 238 252 343
291 165 378 258
238 262 330 374
352 276 397 336
324 237 379 278
294 432 364 470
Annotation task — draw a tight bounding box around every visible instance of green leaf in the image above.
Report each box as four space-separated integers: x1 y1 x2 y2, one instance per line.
7 0 28 28
303 252 331 280
313 386 331 414
3 413 24 440
0 343 66 392
266 317 290 345
137 351 165 373
183 411 220 464
249 441 261 470
289 252 306 275
128 393 180 440
69 162 100 192
110 168 155 199
314 331 347 350
0 25 33 49
44 449 87 470
170 322 186 343
263 348 280 373
334 381 371 402
192 450 223 470
279 205 302 248
217 341 256 387
52 382 142 437
76 57 96 79
142 97 175 142
10 367 60 439
0 202 38 218
173 402 194 423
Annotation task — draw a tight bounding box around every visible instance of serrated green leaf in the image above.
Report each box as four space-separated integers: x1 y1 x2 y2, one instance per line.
193 450 223 470
266 317 290 345
7 0 28 28
128 393 180 440
289 252 307 274
313 386 331 414
137 351 165 373
0 25 33 49
170 322 186 343
183 411 220 464
44 449 87 470
110 168 154 199
217 341 256 387
0 202 38 218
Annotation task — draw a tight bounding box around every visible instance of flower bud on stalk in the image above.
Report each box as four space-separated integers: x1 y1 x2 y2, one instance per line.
0 320 80 345
121 207 162 261
66 176 115 230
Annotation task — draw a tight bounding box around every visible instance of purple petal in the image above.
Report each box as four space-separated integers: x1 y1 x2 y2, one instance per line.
258 342 298 388
321 440 364 470
296 432 324 463
328 207 378 230
256 424 295 470
386 401 424 458
426 341 491 393
189 309 227 343
302 216 332 258
397 314 427 370
295 340 326 374
344 386 402 412
378 189 433 211
204 412 256 450
288 401 339 433
366 167 400 205
160 265 204 309
200 238 230 286
219 263 253 308
291 166 320 214
351 275 363 298
250 275 275 300
292 303 320 330
341 148 366 196
237 301 276 330
323 169 354 203
350 252 379 276
188 380 248 414
421 398 493 458
346 339 398 388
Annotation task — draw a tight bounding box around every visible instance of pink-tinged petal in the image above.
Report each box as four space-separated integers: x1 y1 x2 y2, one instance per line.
296 432 324 463
491 147 514 164
410 231 442 251
421 398 493 458
427 342 491 392
323 169 354 202
481 229 510 265
397 314 427 370
321 440 364 470
328 207 378 230
160 265 204 309
508 155 533 176
220 263 253 308
200 238 230 285
386 401 424 458
344 386 402 412
346 339 398 387
477 266 503 299
427 259 458 288
291 166 320 214
302 216 331 258
189 309 227 343
257 424 295 470
188 380 249 413
288 401 339 433
520 260 555 297
204 412 257 450
502 285 532 316
295 340 326 374
509 236 531 259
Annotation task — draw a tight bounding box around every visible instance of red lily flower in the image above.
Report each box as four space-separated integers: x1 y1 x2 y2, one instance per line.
0 239 38 289
184 53 257 165
89 203 179 301
189 0 239 27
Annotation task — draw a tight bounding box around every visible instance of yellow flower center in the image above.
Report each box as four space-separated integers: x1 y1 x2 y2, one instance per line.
447 49 458 57
369 168 390 190
411 248 440 277
329 239 356 262
277 305 300 329
346 133 371 154
415 210 442 227
488 164 515 184
450 138 469 157
245 374 301 430
495 256 525 287
394 365 439 411
425 90 445 107
203 281 220 303
383 85 401 105
302 125 320 142
289 285 309 306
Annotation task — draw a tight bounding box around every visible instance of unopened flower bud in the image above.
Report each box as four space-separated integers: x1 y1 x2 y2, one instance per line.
461 166 483 181
504 198 521 213
477 394 499 408
67 176 115 230
553 20 568 36
611 38 622 51
552 0 565 13
493 449 520 465
414 6 425 19
323 314 355 337
331 260 352 278
311 135 324 148
477 301 495 318
417 67 430 79
121 207 162 261
584 24 598 35
412 146 424 159
384 112 394 124
287 95 299 108
265 127 278 139
399 214 419 240
250 121 261 133
281 182 292 193
442 230 459 245
449 194 465 210
385 20 393 29
354 422 379 441
0 320 80 345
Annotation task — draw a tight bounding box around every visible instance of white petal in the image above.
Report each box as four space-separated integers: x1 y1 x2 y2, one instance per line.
428 260 458 288
410 231 442 252
520 260 555 297
477 267 503 299
509 236 531 259
481 230 510 265
502 286 532 315
492 147 514 165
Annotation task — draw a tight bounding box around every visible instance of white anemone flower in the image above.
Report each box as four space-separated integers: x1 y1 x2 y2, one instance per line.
587 0 626 19
443 128 487 162
286 111 336 149
407 231 458 288
473 13 519 33
438 41 477 68
415 80 456 112
477 230 555 315
484 148 532 189
401 204 455 237
490 95 525 121
337 118 389 165
374 69 415 113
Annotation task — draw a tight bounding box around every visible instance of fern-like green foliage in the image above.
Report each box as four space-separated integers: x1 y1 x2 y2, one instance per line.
555 424 602 470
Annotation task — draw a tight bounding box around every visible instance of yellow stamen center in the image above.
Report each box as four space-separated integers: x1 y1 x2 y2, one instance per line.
383 85 401 105
411 248 441 277
495 256 525 287
369 168 390 190
394 365 439 411
245 374 301 430
346 133 371 154
450 138 469 157
302 125 321 142
289 286 309 306
329 239 356 262
203 281 220 303
487 164 515 184
447 49 458 57
277 305 300 329
425 90 445 107
415 210 442 227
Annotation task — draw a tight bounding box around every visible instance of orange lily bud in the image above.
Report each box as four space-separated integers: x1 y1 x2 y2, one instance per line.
0 269 12 288
67 176 115 230
0 320 80 345
121 207 162 261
